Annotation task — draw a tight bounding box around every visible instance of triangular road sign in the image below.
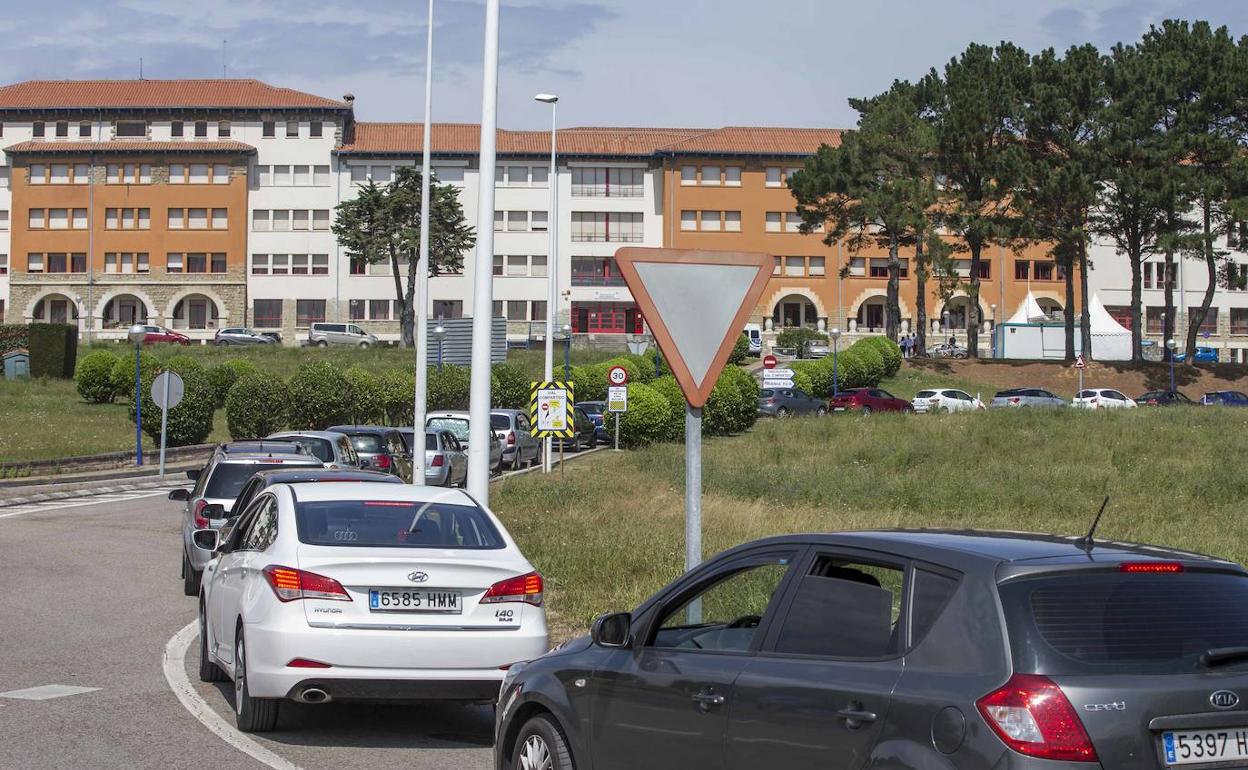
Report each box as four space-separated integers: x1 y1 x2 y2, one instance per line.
1074 354 1085 369
615 247 772 408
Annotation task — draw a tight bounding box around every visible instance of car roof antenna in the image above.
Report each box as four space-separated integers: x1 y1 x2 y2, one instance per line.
1075 496 1110 552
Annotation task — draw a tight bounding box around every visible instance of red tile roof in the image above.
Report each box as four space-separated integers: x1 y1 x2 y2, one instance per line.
4 140 256 155
658 127 843 155
0 79 347 110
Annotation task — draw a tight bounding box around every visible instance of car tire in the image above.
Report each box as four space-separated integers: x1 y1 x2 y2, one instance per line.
572 435 582 452
359 341 370 349
183 552 200 597
903 406 914 414
216 339 229 346
234 630 279 733
199 605 227 683
860 406 873 416
816 407 827 417
316 340 329 348
512 714 575 770
776 407 790 418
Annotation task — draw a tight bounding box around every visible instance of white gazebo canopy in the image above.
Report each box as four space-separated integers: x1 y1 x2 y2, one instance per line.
1007 291 1048 324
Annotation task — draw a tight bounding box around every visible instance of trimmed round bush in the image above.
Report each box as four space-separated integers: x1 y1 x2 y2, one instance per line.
720 365 759 433
649 375 687 442
491 363 530 409
110 350 160 400
129 365 215 447
850 342 885 385
858 336 902 377
75 349 120 403
617 383 671 448
703 374 746 436
380 369 415 425
727 333 750 365
225 371 290 439
344 366 385 424
429 364 471 411
286 361 352 430
791 362 816 396
165 354 205 377
621 351 661 382
206 362 240 407
837 349 871 389
570 362 610 402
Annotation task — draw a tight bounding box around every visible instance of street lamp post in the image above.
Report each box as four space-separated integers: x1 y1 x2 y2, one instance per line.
534 93 558 475
434 323 446 371
1167 338 1177 392
411 0 436 487
830 327 842 397
562 323 572 381
127 324 146 465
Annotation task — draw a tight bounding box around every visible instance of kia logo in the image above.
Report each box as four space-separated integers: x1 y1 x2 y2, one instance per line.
407 571 429 583
1211 690 1240 710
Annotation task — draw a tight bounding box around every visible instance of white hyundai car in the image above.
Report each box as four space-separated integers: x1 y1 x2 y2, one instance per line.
1071 388 1137 409
193 482 549 732
911 388 984 413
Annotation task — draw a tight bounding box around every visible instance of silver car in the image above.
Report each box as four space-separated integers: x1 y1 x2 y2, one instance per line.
425 411 504 474
266 431 361 468
214 327 276 346
307 321 378 348
491 409 542 469
988 387 1067 408
802 338 830 359
170 442 323 596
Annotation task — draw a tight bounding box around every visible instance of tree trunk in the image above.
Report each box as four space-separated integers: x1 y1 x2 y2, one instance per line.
966 239 981 357
1078 236 1092 360
1062 254 1076 361
886 234 901 341
1163 248 1176 361
389 248 413 348
1186 201 1216 358
1128 247 1143 361
402 250 420 349
914 239 928 357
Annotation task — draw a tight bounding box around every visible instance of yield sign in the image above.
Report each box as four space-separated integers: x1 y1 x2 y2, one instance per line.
615 247 772 407
1074 354 1085 369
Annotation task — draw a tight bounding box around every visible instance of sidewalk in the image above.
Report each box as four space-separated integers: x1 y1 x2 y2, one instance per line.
0 463 198 507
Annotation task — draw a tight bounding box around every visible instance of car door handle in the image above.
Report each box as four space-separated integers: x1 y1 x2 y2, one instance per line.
836 705 877 728
692 691 725 711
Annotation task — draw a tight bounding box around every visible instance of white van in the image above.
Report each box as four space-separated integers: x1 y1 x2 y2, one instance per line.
743 323 762 354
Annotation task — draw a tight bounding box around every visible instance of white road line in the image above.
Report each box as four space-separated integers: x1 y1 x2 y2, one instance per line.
0 489 176 520
162 621 304 770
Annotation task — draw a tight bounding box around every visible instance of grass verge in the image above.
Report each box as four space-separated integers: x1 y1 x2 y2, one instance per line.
491 407 1248 640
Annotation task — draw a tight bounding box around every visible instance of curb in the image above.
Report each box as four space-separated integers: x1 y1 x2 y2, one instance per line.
0 475 182 508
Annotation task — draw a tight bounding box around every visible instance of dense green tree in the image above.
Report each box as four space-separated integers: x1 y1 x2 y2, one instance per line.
332 168 475 348
922 43 1031 357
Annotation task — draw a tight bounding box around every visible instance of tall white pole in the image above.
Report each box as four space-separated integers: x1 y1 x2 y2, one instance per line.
467 0 500 502
412 0 435 486
543 99 558 473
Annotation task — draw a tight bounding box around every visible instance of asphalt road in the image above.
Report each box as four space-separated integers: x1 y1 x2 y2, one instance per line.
0 490 495 770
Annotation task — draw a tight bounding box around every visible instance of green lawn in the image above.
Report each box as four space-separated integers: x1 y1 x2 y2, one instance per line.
491 407 1248 639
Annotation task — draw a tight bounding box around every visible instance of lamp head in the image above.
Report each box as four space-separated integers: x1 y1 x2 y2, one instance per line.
433 324 445 337
127 323 146 345
1166 338 1177 349
534 93 558 104
830 328 841 339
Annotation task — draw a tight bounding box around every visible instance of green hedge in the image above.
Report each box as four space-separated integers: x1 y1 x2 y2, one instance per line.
720 365 759 433
287 361 353 430
75 350 120 403
205 358 258 407
727 333 750 365
344 365 385 424
226 372 290 439
28 323 77 378
380 369 416 425
854 336 902 377
649 376 687 443
0 324 27 354
429 365 471 411
617 383 672 447
110 350 160 400
491 363 529 409
849 342 885 384
128 365 215 447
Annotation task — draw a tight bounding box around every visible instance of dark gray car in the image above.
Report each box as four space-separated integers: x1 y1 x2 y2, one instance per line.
989 387 1067 408
326 425 413 480
758 387 826 417
495 530 1248 770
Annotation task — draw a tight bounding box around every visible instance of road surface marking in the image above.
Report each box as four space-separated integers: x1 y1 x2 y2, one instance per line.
0 684 101 700
0 488 179 520
163 621 304 770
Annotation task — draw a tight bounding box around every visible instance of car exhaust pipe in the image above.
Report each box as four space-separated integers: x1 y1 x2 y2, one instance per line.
297 687 331 704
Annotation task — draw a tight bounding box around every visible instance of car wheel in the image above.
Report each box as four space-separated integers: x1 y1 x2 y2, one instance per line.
816 407 827 417
316 340 329 348
903 406 914 414
199 604 226 683
234 630 279 733
776 407 790 418
183 552 200 597
573 435 582 452
860 406 873 416
512 714 574 770
359 341 370 349
216 339 229 346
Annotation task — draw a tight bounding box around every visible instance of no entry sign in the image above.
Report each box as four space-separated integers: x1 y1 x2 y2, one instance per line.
763 354 778 370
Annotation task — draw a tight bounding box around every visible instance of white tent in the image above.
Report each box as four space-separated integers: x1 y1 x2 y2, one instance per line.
1086 293 1132 360
1006 291 1048 324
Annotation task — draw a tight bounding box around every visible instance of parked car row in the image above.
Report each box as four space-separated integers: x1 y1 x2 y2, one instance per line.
758 384 1248 418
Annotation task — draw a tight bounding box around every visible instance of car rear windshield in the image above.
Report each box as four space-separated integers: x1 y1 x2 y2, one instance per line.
293 500 504 549
287 437 333 463
427 418 469 441
490 414 510 430
349 434 385 453
999 570 1248 675
915 390 936 398
205 462 286 500
579 403 604 415
1139 391 1169 401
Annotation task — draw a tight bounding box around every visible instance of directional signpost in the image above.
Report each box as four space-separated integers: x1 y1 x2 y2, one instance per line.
530 381 574 478
615 247 773 578
762 366 795 390
1074 354 1085 395
150 370 185 478
607 365 629 451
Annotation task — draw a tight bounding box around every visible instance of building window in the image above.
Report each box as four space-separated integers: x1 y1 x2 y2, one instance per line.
1014 261 1030 281
32 121 45 138
286 121 300 138
27 253 43 273
310 121 322 138
313 210 330 231
784 211 803 233
808 256 826 276
251 254 269 275
313 165 330 186
765 167 782 187
1188 307 1219 335
784 256 806 277
56 121 68 138
46 253 68 273
169 163 186 183
115 121 146 137
571 167 643 197
252 210 269 231
978 261 991 280
765 212 782 232
1034 261 1055 281
432 300 463 319
372 165 392 183
725 211 741 232
571 301 645 334
296 300 326 327
194 121 208 138
292 210 309 230
50 164 69 184
311 254 329 275
262 121 276 137
531 165 548 185
270 255 289 275
681 210 697 231
28 209 45 229
171 121 184 138
211 208 228 229
680 165 696 186
349 300 365 321
350 257 366 275
167 253 183 273
1231 308 1248 335
79 122 91 138
531 211 548 232
72 208 87 229
218 121 231 137
71 254 88 273
212 164 229 184
254 299 282 327
492 255 504 276
291 254 309 275
73 163 90 183
571 256 624 286
724 166 742 186
701 210 722 232
272 210 290 231
350 165 368 184
493 211 505 232
506 255 529 276
507 211 527 232
368 299 390 320
847 257 866 277
701 166 721 186
570 211 643 242
212 254 227 273
28 164 46 184
137 253 149 273
186 253 207 273
189 164 209 184
0 210 6 230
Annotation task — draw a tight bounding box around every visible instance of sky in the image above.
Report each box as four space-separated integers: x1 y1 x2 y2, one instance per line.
4 0 1248 130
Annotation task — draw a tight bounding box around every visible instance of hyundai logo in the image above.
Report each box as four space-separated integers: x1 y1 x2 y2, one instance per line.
407 571 429 583
1211 690 1240 710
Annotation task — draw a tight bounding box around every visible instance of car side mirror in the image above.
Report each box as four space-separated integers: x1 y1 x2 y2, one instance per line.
168 488 190 501
191 528 220 552
186 469 201 481
205 503 225 519
591 611 633 648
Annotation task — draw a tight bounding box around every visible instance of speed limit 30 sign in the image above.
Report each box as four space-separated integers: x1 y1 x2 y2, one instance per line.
607 365 629 386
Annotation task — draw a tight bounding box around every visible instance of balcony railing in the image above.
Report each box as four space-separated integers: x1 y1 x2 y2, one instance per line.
571 275 627 287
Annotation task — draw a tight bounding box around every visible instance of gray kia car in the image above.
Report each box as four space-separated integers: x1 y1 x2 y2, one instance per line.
495 529 1248 770
989 387 1067 408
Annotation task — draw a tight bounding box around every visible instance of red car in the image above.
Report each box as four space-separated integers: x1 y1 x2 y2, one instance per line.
828 387 912 414
140 325 191 345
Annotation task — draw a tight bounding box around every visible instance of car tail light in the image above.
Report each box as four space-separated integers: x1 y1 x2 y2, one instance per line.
286 658 332 668
430 454 445 467
375 454 392 470
193 499 209 528
481 571 543 606
263 565 352 602
1010 397 1021 404
977 674 1098 762
507 431 516 446
1089 397 1098 405
1119 561 1184 573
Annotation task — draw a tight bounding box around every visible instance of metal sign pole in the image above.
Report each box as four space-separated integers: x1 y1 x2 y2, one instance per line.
1078 363 1083 396
159 371 171 477
685 401 702 623
614 412 620 451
